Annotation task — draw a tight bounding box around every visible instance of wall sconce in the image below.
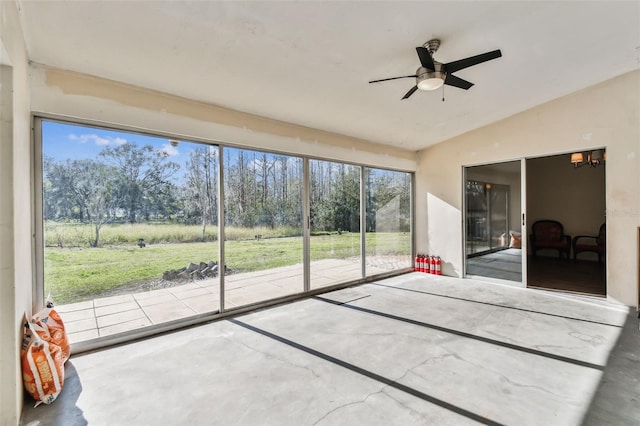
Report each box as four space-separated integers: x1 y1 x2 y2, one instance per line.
571 150 604 168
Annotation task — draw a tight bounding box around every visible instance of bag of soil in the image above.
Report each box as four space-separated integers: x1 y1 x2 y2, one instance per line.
31 298 70 363
21 320 65 407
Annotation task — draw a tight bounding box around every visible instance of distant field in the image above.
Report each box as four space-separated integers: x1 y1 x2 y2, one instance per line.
44 222 303 247
44 229 410 304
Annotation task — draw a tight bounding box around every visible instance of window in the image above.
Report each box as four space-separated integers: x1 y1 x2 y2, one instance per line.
36 118 413 347
223 147 304 307
309 160 362 289
40 120 220 341
365 168 412 275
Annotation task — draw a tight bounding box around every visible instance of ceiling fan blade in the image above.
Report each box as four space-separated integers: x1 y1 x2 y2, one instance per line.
444 74 474 90
444 49 502 73
416 47 435 70
369 75 417 84
401 85 418 100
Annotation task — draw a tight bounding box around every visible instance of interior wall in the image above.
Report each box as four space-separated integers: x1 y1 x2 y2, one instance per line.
527 153 606 260
29 65 417 172
416 69 640 307
0 1 32 424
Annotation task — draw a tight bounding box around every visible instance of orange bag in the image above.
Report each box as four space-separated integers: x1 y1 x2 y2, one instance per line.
31 301 70 363
21 321 65 406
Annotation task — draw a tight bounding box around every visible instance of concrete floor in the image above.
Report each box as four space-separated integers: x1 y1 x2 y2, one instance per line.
21 273 639 426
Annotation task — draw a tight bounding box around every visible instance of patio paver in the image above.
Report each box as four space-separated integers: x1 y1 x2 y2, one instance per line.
58 257 408 344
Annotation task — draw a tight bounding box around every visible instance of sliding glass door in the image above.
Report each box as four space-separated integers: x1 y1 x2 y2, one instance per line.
464 161 522 282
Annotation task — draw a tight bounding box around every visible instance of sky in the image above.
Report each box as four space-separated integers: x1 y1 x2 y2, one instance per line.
41 120 305 176
43 120 186 162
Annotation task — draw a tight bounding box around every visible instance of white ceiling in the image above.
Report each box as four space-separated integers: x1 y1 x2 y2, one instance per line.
18 1 640 151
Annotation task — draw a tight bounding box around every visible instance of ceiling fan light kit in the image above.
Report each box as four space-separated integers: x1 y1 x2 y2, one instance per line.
416 64 446 91
369 38 502 100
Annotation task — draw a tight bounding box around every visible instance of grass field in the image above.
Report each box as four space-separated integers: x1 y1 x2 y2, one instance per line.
45 231 411 304
44 222 304 247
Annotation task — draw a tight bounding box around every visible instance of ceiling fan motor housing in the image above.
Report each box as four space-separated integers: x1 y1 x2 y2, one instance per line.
424 39 441 55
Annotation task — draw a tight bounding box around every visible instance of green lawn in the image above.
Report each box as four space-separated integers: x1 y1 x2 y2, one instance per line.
45 233 410 304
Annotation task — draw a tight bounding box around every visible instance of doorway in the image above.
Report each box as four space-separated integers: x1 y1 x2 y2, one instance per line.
525 152 606 296
464 161 523 283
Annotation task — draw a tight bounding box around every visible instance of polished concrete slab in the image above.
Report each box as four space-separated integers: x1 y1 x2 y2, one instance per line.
21 273 638 426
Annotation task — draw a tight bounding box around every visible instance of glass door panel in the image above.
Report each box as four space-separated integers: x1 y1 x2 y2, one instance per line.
223 148 303 308
465 161 522 282
309 160 361 289
365 168 412 276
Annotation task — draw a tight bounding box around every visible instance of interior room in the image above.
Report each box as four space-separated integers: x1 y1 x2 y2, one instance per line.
2 1 639 425
526 152 607 296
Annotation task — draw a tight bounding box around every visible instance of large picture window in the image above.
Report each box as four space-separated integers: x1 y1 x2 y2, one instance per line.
37 118 413 347
40 121 221 341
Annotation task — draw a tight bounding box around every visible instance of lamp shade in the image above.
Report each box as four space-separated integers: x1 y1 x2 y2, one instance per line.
570 153 583 164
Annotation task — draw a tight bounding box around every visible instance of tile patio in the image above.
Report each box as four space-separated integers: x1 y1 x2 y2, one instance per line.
57 258 407 344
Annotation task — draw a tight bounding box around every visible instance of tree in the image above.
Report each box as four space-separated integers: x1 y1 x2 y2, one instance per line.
43 156 81 221
43 158 121 247
99 143 179 223
184 146 219 240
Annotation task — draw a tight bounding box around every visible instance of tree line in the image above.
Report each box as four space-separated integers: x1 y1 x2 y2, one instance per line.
43 142 410 247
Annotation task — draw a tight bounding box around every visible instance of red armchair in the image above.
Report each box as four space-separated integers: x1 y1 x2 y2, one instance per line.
530 220 571 260
573 223 606 263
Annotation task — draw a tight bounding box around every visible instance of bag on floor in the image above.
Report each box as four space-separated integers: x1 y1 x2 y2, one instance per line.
31 299 70 363
21 320 65 407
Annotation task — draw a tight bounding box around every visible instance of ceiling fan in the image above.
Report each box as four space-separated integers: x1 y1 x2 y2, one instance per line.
369 39 502 100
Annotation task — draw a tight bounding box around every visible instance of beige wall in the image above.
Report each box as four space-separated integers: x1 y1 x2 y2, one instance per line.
416 70 640 307
0 1 32 425
29 65 417 172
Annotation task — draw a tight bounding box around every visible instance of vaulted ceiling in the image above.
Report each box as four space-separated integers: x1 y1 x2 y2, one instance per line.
18 1 640 151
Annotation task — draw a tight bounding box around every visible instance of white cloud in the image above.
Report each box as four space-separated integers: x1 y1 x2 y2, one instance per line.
94 136 110 146
68 133 87 143
68 133 128 147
